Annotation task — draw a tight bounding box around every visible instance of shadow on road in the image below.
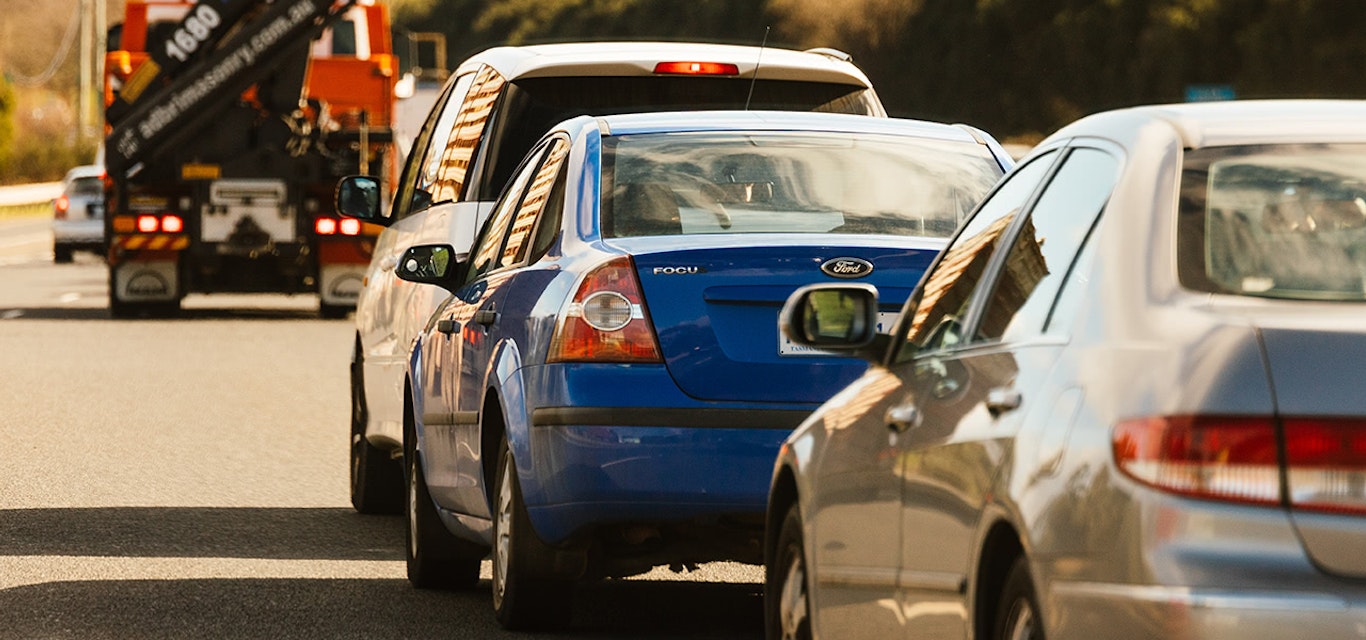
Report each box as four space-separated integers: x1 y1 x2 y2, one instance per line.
0 507 764 638
0 578 763 639
0 306 339 322
0 507 401 560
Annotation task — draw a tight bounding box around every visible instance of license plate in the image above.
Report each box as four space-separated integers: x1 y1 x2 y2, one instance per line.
87 204 104 219
779 311 898 356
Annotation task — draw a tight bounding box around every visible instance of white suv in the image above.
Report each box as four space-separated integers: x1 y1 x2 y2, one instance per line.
339 41 886 513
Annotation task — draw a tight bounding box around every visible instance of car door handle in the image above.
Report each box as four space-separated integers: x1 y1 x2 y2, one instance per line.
437 319 460 335
986 387 1022 417
473 309 498 326
885 403 919 433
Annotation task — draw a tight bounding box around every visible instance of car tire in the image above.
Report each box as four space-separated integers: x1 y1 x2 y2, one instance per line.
320 302 351 319
403 429 482 590
994 556 1044 640
349 351 402 514
53 245 74 263
766 503 812 640
492 438 573 630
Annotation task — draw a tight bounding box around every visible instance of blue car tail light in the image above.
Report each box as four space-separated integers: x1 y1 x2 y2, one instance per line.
548 255 663 363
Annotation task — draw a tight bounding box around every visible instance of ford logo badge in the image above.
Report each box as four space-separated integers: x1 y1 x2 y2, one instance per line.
820 257 874 279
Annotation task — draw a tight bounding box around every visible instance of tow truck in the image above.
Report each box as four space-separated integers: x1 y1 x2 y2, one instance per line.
103 0 397 317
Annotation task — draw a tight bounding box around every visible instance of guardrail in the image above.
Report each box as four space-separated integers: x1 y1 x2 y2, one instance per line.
0 182 61 218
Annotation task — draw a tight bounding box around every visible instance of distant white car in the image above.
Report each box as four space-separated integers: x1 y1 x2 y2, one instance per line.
52 165 106 263
340 41 889 515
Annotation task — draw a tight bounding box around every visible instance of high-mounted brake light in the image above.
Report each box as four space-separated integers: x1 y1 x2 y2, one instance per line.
653 61 740 76
54 195 70 219
1114 415 1366 514
548 256 662 363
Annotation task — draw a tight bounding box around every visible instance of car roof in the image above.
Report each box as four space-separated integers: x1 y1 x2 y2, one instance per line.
453 41 874 86
592 110 988 145
1046 99 1366 149
64 164 104 181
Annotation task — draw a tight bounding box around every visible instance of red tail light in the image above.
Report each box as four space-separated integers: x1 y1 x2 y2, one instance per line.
1113 416 1281 506
136 214 160 233
547 256 662 363
54 195 69 219
161 215 184 233
315 217 338 235
1114 415 1366 514
653 61 740 76
1283 418 1366 515
339 218 361 236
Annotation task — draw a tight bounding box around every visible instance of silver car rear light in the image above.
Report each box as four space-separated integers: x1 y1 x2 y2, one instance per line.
1283 418 1366 515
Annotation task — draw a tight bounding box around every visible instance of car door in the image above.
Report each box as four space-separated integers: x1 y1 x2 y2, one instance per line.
422 136 570 515
358 72 468 430
892 145 1122 640
806 151 1060 640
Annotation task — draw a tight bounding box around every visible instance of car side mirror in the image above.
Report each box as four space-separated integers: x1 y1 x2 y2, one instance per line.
779 283 888 361
335 175 387 225
396 244 467 291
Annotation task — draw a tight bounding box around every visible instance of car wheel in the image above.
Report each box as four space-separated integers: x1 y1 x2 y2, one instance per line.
53 245 74 263
320 302 351 319
349 352 401 514
403 435 481 589
766 503 812 640
491 438 573 630
994 556 1044 640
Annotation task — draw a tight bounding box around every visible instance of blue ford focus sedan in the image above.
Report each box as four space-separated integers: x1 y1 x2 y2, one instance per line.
383 110 1012 629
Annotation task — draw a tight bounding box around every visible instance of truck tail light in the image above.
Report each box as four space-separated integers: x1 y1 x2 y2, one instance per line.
135 214 182 233
55 195 70 219
315 217 361 236
548 256 662 363
1113 415 1366 514
653 61 740 76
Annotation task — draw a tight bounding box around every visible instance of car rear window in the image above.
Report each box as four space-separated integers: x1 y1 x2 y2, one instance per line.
600 130 1003 238
474 76 883 201
1178 144 1366 300
69 177 104 197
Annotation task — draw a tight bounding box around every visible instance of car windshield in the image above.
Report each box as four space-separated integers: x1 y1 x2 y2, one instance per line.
1179 143 1366 301
600 130 1002 238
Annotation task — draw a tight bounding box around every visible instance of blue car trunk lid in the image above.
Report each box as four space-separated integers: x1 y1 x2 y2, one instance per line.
629 238 940 403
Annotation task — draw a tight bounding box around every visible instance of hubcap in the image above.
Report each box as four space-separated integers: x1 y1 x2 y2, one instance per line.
406 458 419 557
1004 598 1036 640
778 543 809 640
493 455 513 606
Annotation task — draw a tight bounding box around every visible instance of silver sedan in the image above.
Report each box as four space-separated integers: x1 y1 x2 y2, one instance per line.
766 100 1366 640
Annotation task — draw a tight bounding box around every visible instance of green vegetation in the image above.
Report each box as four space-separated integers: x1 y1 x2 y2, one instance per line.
5 0 1362 183
397 0 1366 140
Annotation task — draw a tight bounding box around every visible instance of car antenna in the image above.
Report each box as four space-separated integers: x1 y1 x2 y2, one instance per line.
744 26 770 111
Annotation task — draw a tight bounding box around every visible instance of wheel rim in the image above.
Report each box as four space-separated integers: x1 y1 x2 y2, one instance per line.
777 542 809 640
406 457 419 558
1003 597 1036 640
493 456 513 606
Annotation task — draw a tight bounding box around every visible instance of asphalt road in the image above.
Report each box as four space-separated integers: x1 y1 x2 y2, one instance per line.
0 216 764 639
